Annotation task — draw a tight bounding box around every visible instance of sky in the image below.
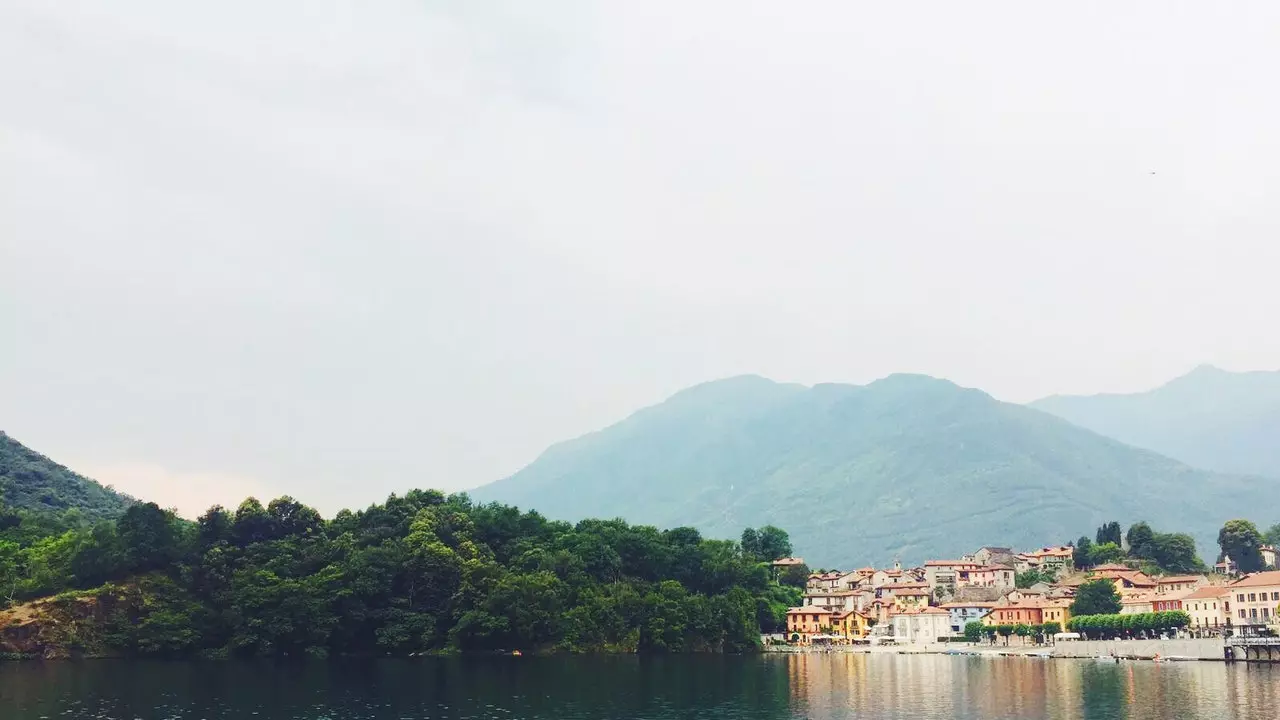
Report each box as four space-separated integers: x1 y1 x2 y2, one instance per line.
3 1 1280 517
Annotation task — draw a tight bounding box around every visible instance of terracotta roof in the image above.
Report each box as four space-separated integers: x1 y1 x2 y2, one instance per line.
972 565 1015 572
771 557 806 566
893 606 950 615
939 602 996 609
1092 563 1132 572
924 560 978 567
1156 575 1203 584
1184 586 1230 600
1030 546 1074 557
787 606 834 615
1229 571 1280 589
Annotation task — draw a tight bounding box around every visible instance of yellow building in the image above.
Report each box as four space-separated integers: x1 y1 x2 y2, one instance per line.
831 610 871 640
1040 599 1072 629
888 583 931 611
786 606 834 643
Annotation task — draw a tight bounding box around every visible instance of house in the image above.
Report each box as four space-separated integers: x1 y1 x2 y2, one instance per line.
1040 599 1072 629
1155 575 1206 595
983 600 1044 626
923 560 982 591
1119 591 1158 615
973 547 1017 567
807 571 845 591
1214 557 1238 575
1183 586 1230 632
771 557 806 569
891 607 952 644
1263 546 1278 569
1226 571 1280 628
803 590 860 612
886 583 931 611
786 606 834 642
866 598 894 626
940 601 996 634
1026 546 1075 574
1152 588 1193 613
831 610 872 640
959 565 1016 589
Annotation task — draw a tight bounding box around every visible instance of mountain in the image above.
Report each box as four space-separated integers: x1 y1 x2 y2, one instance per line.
0 431 135 520
1030 365 1280 479
472 374 1271 568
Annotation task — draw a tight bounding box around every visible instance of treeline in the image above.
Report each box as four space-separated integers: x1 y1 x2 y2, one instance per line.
1066 611 1190 639
1070 520 1202 573
0 492 801 657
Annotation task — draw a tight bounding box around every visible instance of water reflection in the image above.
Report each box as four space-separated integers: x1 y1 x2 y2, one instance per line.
782 652 1280 719
0 654 1276 719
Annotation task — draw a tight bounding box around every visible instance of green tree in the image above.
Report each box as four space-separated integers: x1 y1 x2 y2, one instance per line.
117 502 179 571
1096 522 1122 547
963 621 983 643
1086 542 1125 566
1218 519 1265 573
1071 579 1122 616
1016 569 1055 588
1125 522 1155 558
778 562 810 588
1263 523 1280 549
1073 536 1093 569
1147 532 1201 573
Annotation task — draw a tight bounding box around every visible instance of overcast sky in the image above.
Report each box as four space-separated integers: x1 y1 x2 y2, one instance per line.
4 1 1279 517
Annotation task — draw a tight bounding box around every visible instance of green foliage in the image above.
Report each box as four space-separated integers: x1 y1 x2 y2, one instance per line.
1263 523 1280 550
1070 579 1122 616
1067 611 1189 638
469 376 1263 567
1146 532 1202 573
0 433 134 521
1126 522 1155 558
1219 520 1265 573
1086 542 1126 566
1 490 780 657
1073 537 1093 569
963 621 983 642
778 563 810 588
1015 568 1056 588
1096 522 1122 547
740 526 792 562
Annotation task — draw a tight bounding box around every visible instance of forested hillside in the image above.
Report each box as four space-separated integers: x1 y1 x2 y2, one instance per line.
0 490 797 658
1031 365 1280 478
0 432 133 520
474 374 1268 567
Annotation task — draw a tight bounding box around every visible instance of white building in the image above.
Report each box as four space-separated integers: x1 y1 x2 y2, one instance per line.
890 607 952 644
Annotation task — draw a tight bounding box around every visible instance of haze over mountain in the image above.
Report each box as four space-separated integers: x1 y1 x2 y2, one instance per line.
473 374 1269 568
0 431 135 520
1031 366 1280 479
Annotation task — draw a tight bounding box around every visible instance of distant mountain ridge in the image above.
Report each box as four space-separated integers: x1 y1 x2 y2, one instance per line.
473 374 1269 567
1030 365 1280 479
0 431 135 520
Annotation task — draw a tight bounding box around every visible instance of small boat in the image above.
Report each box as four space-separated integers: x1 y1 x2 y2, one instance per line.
511 650 523 657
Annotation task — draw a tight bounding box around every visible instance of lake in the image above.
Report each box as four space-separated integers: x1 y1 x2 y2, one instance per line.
1 653 1277 719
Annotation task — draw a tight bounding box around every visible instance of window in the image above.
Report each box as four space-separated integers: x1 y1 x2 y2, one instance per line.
1250 593 1257 602
1240 610 1247 619
1239 594 1246 602
1250 609 1258 619
1273 592 1279 602
1265 608 1271 620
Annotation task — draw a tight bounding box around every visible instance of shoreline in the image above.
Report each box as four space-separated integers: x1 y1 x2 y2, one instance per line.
763 638 1229 662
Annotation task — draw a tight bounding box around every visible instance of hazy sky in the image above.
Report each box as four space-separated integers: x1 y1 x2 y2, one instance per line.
4 1 1279 517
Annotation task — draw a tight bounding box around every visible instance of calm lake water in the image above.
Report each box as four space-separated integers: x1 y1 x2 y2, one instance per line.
1 654 1277 719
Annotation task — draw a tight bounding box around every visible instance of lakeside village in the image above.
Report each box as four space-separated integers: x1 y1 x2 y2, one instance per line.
773 544 1280 648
